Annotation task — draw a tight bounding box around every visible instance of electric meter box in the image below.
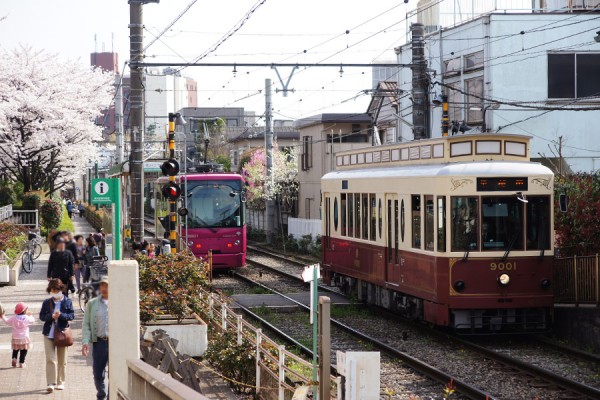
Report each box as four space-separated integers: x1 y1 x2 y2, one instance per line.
336 351 380 400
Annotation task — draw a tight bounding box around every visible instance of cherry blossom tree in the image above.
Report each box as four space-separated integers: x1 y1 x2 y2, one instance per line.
0 46 113 194
241 144 298 211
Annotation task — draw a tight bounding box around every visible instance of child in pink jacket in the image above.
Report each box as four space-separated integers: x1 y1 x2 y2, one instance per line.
1 302 35 368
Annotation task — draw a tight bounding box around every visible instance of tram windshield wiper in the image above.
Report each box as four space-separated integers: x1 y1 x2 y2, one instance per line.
502 228 520 262
462 228 477 262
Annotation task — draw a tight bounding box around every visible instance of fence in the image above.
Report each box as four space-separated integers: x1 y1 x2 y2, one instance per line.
288 217 321 240
0 205 39 229
554 255 600 306
199 288 342 400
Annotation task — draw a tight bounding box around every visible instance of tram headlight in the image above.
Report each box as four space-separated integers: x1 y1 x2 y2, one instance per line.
498 273 511 286
540 278 551 289
453 280 466 292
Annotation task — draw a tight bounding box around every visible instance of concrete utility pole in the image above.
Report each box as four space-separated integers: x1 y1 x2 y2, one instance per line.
115 74 124 164
265 78 275 243
411 23 429 140
129 0 159 242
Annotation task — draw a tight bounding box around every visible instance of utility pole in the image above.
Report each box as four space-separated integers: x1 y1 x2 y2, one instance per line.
115 74 124 164
411 23 429 140
265 78 275 243
129 0 159 243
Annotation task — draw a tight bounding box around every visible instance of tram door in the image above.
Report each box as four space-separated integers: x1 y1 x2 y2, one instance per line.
385 194 401 285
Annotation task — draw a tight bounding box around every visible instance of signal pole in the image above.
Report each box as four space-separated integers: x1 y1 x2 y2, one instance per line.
115 74 124 164
167 113 177 254
129 0 159 244
411 22 429 140
265 79 275 243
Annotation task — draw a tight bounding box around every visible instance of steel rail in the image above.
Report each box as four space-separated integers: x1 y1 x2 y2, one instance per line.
241 251 600 399
231 271 492 400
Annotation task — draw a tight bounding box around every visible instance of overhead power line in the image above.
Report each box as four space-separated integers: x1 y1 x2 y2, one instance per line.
143 0 199 52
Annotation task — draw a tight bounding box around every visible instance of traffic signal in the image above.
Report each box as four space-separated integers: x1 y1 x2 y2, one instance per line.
161 182 182 200
161 158 180 176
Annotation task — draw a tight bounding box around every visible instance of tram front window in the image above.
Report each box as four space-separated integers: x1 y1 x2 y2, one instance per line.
187 181 243 228
481 197 523 251
451 197 478 252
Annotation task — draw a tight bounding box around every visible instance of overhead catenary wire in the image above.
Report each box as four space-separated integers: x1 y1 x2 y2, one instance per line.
143 0 199 52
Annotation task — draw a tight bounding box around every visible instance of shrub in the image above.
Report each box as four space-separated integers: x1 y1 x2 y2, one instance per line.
40 199 62 233
298 234 313 253
204 330 255 395
56 204 75 233
0 222 27 266
22 193 41 210
138 252 209 323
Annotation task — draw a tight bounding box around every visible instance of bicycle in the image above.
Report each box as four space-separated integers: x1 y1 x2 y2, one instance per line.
21 247 34 274
26 231 43 260
78 256 109 313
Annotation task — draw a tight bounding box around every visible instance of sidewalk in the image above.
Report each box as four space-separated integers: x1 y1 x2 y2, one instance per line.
0 216 97 399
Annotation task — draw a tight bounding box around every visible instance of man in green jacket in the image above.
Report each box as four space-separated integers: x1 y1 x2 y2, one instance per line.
82 276 109 400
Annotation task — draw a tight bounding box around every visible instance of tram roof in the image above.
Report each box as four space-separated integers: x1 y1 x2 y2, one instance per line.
322 161 553 181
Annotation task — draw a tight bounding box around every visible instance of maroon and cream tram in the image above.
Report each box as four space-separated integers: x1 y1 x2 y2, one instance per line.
321 134 554 332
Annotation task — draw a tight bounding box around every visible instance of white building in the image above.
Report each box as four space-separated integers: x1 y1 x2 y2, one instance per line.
395 4 600 171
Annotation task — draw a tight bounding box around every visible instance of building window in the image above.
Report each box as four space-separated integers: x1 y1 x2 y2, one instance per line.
548 53 600 99
464 51 484 71
226 118 238 127
301 136 313 171
465 77 484 123
447 82 462 122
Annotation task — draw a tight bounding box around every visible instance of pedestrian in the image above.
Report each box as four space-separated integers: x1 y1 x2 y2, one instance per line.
82 276 109 400
141 241 150 256
74 235 85 292
148 243 156 259
1 302 35 368
47 237 75 297
78 203 85 218
83 236 100 283
40 279 75 393
66 202 74 219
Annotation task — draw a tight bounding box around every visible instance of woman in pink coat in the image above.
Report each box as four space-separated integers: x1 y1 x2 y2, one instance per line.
1 302 35 367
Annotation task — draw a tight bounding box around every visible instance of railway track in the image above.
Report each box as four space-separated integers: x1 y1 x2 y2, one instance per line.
237 249 600 400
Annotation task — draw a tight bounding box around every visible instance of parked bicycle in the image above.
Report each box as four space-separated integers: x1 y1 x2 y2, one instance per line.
26 231 43 260
21 246 34 274
78 256 109 312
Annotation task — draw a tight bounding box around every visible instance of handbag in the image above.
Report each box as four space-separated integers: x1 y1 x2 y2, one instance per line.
53 321 74 347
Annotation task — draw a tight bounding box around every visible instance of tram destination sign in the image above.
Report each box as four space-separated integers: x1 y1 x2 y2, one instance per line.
477 177 528 192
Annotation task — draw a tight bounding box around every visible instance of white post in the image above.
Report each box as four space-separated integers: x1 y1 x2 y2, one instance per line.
237 315 243 345
209 295 214 319
221 303 227 330
108 260 140 400
278 345 286 400
256 329 262 396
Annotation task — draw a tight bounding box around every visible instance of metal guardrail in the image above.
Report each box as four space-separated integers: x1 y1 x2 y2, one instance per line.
554 255 600 306
201 288 341 399
0 205 39 229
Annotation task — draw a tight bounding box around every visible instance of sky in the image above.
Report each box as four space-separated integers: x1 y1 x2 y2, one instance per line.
0 0 417 121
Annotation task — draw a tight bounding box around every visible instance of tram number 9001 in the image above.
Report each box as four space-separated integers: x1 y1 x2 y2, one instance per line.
490 262 517 271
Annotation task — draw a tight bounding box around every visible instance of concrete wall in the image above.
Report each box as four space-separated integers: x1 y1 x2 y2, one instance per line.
553 306 600 353
109 260 141 400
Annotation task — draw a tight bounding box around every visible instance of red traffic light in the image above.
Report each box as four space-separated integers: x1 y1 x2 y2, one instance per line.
161 183 182 200
161 159 180 176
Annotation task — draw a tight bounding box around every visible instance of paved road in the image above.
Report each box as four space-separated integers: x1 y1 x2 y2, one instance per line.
0 216 97 399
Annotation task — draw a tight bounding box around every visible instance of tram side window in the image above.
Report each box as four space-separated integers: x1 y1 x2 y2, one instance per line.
348 194 354 238
424 195 434 251
437 197 446 252
341 194 347 236
481 196 524 251
370 194 376 241
333 197 339 232
355 194 361 238
526 196 551 250
451 197 479 252
378 198 382 239
412 195 421 249
394 199 399 263
362 194 369 239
